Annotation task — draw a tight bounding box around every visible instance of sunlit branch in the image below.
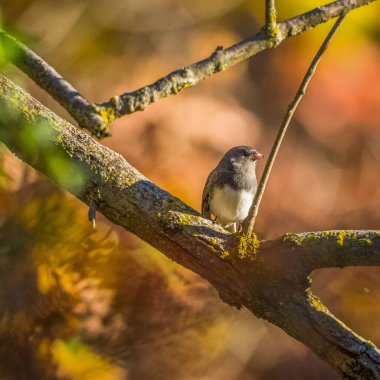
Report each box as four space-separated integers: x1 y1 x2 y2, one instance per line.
0 0 376 138
1 74 380 378
276 231 380 271
0 31 106 137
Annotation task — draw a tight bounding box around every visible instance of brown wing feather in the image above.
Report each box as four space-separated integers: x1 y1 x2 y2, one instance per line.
201 169 218 219
202 193 211 218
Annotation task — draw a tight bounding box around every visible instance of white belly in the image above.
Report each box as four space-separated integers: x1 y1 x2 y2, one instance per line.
210 185 253 225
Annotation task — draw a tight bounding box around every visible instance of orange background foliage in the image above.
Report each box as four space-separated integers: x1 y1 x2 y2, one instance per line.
0 1 379 379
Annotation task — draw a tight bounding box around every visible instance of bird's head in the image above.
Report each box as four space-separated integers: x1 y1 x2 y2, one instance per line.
221 146 264 171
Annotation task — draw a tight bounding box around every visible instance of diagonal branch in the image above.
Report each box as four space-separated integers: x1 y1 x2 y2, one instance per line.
1 74 380 378
0 31 106 137
271 289 380 379
243 14 347 234
1 0 377 137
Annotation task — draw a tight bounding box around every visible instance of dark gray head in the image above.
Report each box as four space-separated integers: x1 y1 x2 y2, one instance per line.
219 146 264 171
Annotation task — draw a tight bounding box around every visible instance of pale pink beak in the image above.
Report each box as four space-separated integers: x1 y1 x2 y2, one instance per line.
255 152 264 160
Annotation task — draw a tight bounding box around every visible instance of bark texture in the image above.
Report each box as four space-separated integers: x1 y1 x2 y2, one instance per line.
1 75 380 379
1 0 377 137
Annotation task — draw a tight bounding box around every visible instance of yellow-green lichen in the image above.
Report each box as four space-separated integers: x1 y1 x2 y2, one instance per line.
283 233 305 246
124 176 134 186
268 24 280 40
191 231 227 256
221 251 230 259
359 238 372 245
237 232 260 259
177 213 196 226
207 236 226 256
98 105 116 124
285 231 373 250
268 10 277 25
336 231 348 246
264 17 282 48
307 289 329 313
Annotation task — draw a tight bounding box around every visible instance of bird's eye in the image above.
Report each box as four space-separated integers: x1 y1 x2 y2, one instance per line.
243 151 250 157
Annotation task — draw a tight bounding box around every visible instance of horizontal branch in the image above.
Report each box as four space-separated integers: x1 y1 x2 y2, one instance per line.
1 0 377 137
280 231 380 271
1 74 380 377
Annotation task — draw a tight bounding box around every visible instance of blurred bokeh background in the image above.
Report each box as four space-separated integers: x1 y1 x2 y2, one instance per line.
0 0 379 379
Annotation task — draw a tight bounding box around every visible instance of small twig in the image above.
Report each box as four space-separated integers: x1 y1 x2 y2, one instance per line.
265 0 277 32
88 201 97 229
243 14 347 234
99 0 367 122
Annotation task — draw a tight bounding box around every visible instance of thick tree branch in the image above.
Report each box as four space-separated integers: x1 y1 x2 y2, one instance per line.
272 290 380 379
279 231 380 271
1 75 380 378
1 0 376 137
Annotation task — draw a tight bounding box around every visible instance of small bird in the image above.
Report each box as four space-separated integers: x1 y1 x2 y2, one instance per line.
202 146 264 232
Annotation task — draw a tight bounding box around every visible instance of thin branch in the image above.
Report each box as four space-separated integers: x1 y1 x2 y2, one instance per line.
0 31 106 137
0 0 376 138
265 0 277 32
243 14 347 234
1 75 380 378
98 0 373 125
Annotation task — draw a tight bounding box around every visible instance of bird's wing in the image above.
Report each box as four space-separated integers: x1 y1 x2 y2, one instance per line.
201 169 218 219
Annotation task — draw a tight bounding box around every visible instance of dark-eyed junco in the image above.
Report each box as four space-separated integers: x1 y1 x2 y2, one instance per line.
202 146 264 232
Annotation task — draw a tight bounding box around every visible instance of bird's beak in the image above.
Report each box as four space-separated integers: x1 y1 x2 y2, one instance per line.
255 152 264 160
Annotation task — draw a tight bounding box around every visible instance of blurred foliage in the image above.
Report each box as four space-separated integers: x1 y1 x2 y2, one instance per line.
0 102 87 194
51 339 125 380
0 145 11 188
0 173 228 379
0 0 379 379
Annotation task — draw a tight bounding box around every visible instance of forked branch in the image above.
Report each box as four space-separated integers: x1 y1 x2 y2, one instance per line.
0 0 376 137
1 75 380 378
